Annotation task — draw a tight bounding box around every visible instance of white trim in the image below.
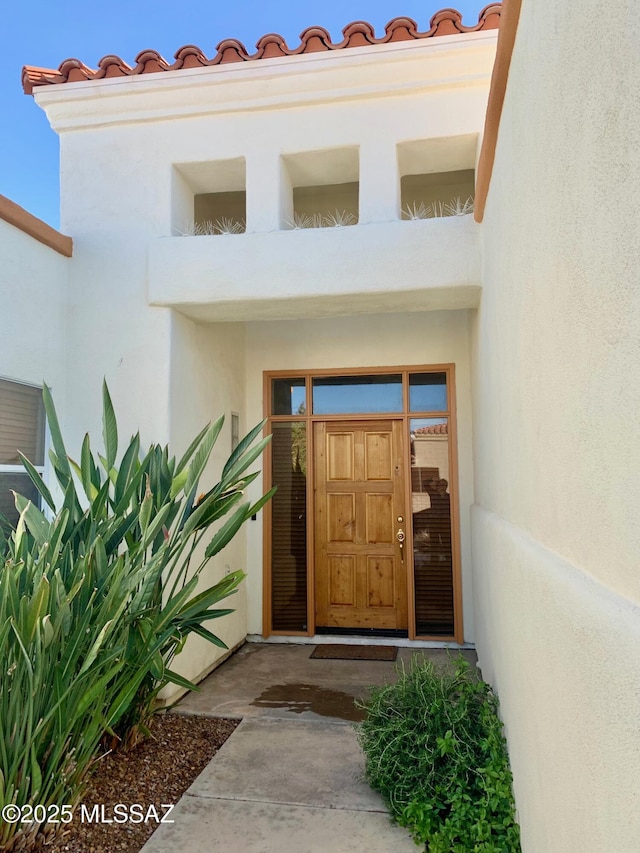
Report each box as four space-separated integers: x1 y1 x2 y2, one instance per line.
34 31 498 132
248 634 475 650
0 374 43 390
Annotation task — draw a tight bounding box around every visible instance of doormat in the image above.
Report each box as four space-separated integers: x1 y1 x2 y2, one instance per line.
310 644 398 661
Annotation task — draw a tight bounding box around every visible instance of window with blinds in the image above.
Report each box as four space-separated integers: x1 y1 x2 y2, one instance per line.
270 422 307 632
0 379 45 528
410 418 454 635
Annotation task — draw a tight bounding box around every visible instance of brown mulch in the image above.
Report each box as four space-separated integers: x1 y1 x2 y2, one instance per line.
32 714 239 853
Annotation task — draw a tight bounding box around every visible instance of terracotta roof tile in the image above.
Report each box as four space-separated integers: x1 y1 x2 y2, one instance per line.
253 34 290 60
173 44 209 70
384 17 421 42
414 423 448 435
22 4 501 94
134 49 173 75
57 58 94 84
340 22 379 49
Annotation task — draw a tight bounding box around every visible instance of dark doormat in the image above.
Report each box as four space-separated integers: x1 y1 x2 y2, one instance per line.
310 644 398 661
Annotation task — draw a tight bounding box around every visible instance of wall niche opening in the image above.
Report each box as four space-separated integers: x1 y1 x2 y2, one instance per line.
397 136 477 220
194 191 246 235
282 147 359 229
173 157 246 235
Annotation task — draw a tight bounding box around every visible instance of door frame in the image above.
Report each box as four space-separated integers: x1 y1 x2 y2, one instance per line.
262 364 464 643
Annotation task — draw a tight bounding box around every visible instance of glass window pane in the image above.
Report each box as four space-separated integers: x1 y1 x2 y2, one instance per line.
312 374 402 414
410 418 454 636
271 423 307 631
272 378 306 416
409 372 447 412
0 472 41 529
0 379 45 465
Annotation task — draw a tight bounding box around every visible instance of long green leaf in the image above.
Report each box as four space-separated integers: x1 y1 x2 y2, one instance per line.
42 383 71 479
13 496 50 547
80 434 93 498
195 608 235 621
177 574 244 622
27 575 50 644
102 380 118 471
219 435 271 487
204 503 250 559
114 434 141 507
188 623 228 648
221 419 266 479
185 415 225 496
163 669 199 692
175 424 210 476
247 486 277 519
139 488 153 538
142 504 172 549
17 453 56 512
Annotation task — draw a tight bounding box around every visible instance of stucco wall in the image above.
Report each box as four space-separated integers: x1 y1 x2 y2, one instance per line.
58 129 173 453
0 216 67 398
164 314 248 695
473 1 640 849
244 309 475 641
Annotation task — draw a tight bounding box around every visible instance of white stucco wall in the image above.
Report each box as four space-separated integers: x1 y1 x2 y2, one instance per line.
164 313 248 694
57 130 173 453
0 217 67 398
473 1 640 850
244 309 475 642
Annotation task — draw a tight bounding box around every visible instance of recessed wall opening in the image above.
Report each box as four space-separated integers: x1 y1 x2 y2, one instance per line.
401 170 475 219
173 157 246 235
282 147 359 229
194 191 246 234
397 135 477 220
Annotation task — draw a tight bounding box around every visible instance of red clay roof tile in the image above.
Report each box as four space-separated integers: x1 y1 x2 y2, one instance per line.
414 423 448 435
22 4 501 94
253 34 290 60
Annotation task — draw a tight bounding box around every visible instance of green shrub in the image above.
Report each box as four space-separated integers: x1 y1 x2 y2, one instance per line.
0 383 272 850
357 656 521 852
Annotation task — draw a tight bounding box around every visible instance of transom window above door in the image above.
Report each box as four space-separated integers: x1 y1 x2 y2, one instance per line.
313 374 402 414
269 371 448 417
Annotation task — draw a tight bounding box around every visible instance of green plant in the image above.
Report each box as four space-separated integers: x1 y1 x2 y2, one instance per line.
357 656 521 852
1 515 140 851
0 383 272 850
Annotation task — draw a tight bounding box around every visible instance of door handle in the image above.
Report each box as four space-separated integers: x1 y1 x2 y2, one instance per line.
396 528 405 563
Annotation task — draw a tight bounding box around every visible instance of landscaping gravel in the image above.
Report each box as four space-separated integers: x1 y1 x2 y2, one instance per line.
32 714 239 853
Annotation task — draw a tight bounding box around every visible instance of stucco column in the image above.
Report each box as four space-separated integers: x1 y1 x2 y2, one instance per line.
358 140 401 224
245 149 292 233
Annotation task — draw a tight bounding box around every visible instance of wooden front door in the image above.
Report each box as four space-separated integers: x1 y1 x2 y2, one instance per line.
314 420 408 630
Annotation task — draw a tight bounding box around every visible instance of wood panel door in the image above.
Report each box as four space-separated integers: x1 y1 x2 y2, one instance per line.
314 420 408 630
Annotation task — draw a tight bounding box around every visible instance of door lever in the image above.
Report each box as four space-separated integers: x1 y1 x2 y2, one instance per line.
396 527 405 563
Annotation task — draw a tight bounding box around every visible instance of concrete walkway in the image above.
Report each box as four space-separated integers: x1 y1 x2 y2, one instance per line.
141 642 475 852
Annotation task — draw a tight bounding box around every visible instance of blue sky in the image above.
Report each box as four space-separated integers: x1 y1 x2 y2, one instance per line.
1 1 486 229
